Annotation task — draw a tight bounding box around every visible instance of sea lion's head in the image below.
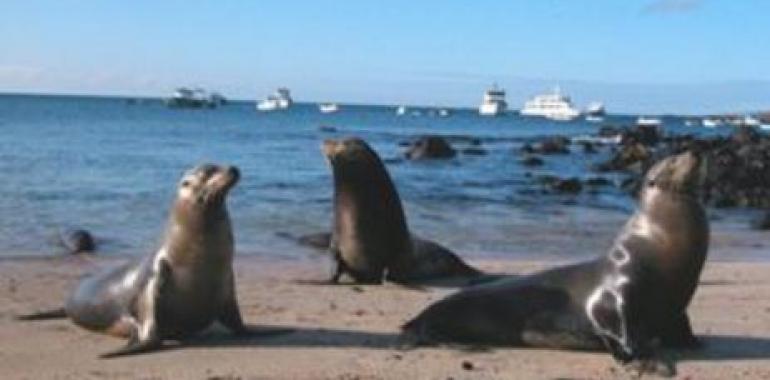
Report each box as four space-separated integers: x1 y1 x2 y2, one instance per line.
176 164 240 207
642 151 705 196
322 138 379 167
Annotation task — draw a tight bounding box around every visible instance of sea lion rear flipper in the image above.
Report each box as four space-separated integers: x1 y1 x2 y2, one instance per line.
101 258 171 358
100 333 162 359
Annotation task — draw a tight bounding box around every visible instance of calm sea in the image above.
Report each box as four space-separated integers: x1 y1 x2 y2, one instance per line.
0 94 736 259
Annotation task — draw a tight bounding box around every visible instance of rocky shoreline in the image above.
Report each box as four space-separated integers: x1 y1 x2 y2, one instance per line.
396 126 770 229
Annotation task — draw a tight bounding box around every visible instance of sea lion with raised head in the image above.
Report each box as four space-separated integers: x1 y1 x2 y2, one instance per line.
19 164 256 357
319 137 486 285
402 151 709 373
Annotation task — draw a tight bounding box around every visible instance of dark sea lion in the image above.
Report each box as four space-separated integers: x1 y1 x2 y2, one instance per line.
402 151 709 373
320 137 485 285
59 228 96 254
19 164 263 357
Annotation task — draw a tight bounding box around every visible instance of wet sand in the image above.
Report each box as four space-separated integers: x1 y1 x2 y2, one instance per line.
2 248 770 380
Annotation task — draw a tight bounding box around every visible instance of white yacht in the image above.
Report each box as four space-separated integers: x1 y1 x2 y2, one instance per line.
520 87 581 121
166 87 225 108
396 105 407 116
702 117 722 128
636 116 662 127
256 87 293 111
584 102 606 122
741 115 761 127
437 108 450 118
478 84 507 116
318 103 339 114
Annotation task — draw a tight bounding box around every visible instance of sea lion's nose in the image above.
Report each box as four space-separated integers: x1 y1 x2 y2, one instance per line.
227 166 240 183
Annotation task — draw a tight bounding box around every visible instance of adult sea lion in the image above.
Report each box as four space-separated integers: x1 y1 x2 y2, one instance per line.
319 137 486 285
402 151 708 372
20 164 255 357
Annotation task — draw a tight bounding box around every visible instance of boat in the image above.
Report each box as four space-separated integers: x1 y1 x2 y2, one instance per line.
684 119 699 127
584 102 605 122
437 108 450 118
740 115 761 127
256 87 293 111
396 106 407 116
702 117 722 128
318 103 339 114
520 87 581 121
165 87 224 108
636 116 662 127
478 84 507 116
761 124 770 131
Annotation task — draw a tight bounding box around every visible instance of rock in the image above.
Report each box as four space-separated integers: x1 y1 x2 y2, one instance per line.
404 136 457 160
59 228 95 254
622 125 661 146
585 177 612 187
594 142 651 172
519 155 544 167
461 147 487 156
598 125 624 137
520 143 535 154
552 177 583 193
582 141 597 154
538 176 583 194
731 127 760 145
535 136 571 155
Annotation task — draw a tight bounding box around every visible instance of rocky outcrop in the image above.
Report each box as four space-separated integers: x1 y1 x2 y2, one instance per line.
404 136 457 160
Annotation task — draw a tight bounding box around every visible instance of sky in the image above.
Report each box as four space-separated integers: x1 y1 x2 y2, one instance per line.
1 0 768 114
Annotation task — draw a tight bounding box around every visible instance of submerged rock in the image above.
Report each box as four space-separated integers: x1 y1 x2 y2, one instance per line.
461 147 487 156
519 155 544 167
59 228 95 254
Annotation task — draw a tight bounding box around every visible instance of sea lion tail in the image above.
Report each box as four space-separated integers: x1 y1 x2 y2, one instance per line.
15 307 67 320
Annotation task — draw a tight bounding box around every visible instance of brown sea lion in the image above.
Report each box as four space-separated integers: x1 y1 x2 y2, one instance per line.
319 137 486 285
18 164 271 357
402 151 709 374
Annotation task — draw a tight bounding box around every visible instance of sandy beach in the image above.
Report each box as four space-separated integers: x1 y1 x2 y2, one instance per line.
1 247 769 380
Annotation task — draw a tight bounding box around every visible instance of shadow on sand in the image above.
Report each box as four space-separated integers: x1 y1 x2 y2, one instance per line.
675 335 770 362
180 327 770 364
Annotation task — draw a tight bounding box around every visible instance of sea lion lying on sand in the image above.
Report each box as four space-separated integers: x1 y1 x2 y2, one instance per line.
402 151 709 376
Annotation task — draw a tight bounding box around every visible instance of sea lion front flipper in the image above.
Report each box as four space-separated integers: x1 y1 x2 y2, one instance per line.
101 258 171 358
658 312 702 349
218 273 248 335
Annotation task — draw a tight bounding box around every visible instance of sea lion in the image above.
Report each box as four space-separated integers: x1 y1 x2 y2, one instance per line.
319 137 485 285
20 164 253 357
402 151 709 372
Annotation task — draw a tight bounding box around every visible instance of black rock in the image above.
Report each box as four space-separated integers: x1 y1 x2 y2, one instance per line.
519 155 544 167
59 228 95 254
404 136 457 160
585 177 612 187
461 147 487 156
551 177 583 193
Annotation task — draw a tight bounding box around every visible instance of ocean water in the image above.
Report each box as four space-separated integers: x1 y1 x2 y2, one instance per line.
0 94 736 259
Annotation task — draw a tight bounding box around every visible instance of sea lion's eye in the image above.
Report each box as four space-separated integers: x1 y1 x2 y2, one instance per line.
181 180 191 187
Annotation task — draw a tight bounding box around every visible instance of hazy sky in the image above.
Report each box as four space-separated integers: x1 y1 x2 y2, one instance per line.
1 0 768 114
